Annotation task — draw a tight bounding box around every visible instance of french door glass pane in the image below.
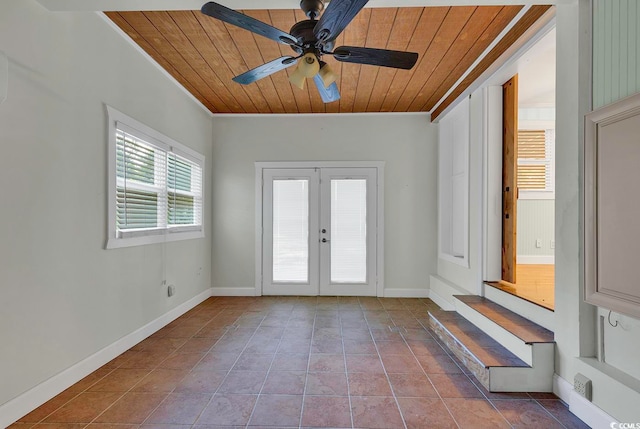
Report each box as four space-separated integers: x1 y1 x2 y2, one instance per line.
331 179 367 283
273 180 309 283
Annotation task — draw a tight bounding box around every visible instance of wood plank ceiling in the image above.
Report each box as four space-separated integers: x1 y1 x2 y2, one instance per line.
106 4 552 116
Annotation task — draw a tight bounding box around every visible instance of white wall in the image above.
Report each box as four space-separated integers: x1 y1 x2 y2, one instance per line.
210 113 437 295
590 0 640 384
517 199 555 261
592 0 640 109
555 0 640 422
0 0 212 414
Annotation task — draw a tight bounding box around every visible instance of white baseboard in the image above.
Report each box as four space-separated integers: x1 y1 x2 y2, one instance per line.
553 373 573 402
383 288 429 298
517 255 554 264
0 288 213 428
211 287 257 296
553 374 617 428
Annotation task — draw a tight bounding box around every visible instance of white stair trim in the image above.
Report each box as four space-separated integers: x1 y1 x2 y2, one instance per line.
454 296 534 365
489 343 554 392
429 275 470 310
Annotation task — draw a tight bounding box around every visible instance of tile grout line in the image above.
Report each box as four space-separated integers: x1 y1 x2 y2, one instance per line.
212 307 269 428
531 397 573 429
82 302 226 427
41 306 222 428
139 304 259 427
135 302 229 427
402 301 464 429
244 297 300 428
374 299 410 429
297 296 319 429
340 299 358 429
24 369 114 427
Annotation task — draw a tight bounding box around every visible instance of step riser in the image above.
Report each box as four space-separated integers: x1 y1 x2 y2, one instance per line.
485 285 555 331
489 343 554 392
490 366 553 392
454 297 532 365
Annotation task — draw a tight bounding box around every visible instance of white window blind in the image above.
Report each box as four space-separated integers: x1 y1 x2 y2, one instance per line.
272 179 309 283
116 129 166 231
107 106 204 249
168 152 203 227
330 179 367 283
517 129 555 195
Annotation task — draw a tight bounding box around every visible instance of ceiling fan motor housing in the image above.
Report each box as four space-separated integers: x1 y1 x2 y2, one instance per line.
300 0 324 19
289 19 334 54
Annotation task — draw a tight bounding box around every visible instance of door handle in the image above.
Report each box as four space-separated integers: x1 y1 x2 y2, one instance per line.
322 238 330 243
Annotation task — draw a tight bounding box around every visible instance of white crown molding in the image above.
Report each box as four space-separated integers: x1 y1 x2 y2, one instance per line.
38 0 570 12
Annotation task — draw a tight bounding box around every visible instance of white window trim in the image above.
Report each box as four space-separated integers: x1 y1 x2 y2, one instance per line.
106 105 205 249
438 97 470 268
254 161 385 297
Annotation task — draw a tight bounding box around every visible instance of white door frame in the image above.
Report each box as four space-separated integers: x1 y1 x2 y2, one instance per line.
255 161 385 297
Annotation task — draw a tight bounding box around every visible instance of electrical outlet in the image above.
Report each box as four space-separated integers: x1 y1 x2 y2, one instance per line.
535 239 542 248
551 240 555 249
574 373 592 401
167 285 175 297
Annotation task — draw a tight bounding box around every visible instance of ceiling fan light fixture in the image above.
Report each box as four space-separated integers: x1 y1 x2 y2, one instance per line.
299 53 320 78
289 65 306 90
318 61 337 88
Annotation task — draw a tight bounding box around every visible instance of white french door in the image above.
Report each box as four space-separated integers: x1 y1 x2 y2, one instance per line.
261 167 378 296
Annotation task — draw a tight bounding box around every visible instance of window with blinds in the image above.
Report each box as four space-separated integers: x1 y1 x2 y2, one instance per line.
517 129 555 197
107 106 204 249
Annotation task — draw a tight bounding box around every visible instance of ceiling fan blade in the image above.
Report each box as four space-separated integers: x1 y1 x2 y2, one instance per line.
313 0 369 42
232 56 297 85
332 46 418 70
313 74 340 103
201 2 299 46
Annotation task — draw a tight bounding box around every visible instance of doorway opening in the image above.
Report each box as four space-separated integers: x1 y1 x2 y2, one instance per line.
488 28 556 310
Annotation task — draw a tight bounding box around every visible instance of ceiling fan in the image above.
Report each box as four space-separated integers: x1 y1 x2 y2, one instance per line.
200 0 419 103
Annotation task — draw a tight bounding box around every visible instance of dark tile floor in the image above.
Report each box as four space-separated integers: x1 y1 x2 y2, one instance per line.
11 296 589 429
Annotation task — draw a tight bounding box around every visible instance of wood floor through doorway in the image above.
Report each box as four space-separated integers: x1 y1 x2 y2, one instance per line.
488 264 555 310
